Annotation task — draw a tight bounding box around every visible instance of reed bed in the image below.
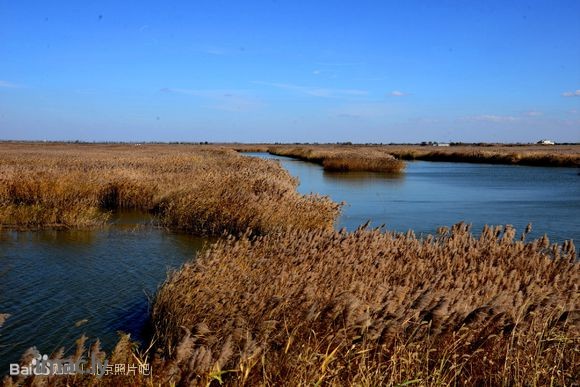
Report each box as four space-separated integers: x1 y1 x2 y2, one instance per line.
7 224 577 386
0 143 339 234
385 145 580 167
149 224 579 386
264 144 580 168
268 146 405 173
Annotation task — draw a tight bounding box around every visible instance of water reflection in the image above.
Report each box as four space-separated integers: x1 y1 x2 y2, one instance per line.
0 220 206 373
322 170 405 187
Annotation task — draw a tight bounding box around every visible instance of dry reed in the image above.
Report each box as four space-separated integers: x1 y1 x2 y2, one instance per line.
264 144 580 168
0 143 339 234
150 224 579 386
385 145 580 167
268 146 405 173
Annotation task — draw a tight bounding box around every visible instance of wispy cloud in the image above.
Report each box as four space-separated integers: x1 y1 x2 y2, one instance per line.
160 88 261 112
354 76 388 81
314 61 365 66
312 69 338 78
523 111 543 117
0 80 22 89
390 90 410 97
461 114 519 123
201 45 246 56
254 81 367 99
562 89 580 97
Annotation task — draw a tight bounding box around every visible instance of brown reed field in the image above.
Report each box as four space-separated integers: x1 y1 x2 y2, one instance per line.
146 224 578 386
257 143 580 169
381 144 580 167
6 224 578 386
267 146 406 173
0 142 339 234
2 142 579 386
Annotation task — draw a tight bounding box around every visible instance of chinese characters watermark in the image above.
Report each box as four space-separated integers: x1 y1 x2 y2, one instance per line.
9 352 151 378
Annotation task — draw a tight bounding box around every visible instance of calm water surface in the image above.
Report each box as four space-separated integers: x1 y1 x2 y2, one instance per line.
246 152 580 242
0 214 206 372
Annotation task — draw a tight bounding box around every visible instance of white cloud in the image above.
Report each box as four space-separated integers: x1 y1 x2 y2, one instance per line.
524 111 543 117
0 80 21 88
390 90 410 97
462 115 519 123
562 90 580 97
254 81 367 98
314 61 365 66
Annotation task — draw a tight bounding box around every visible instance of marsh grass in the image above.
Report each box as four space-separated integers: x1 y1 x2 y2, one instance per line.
3 142 579 386
7 224 577 386
386 146 580 167
265 144 580 168
0 143 339 234
149 224 579 386
268 147 406 173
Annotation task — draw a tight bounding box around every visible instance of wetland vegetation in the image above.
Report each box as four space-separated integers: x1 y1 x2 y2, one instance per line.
1 142 578 386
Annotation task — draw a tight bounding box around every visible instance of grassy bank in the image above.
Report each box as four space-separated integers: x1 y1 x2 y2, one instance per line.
0 143 339 234
383 144 580 167
268 146 406 173
246 144 580 169
148 224 578 386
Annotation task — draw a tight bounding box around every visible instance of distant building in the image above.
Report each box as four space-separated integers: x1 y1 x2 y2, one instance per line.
537 139 555 145
420 141 450 146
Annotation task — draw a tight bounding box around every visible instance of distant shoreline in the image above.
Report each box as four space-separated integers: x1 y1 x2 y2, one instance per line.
0 141 578 168
235 144 580 169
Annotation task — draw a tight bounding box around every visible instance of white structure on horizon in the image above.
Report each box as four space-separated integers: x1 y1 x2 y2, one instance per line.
537 139 555 145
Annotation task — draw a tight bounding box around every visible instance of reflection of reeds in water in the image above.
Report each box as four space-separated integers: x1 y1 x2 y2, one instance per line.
0 143 339 234
0 314 9 329
149 224 578 386
322 170 405 189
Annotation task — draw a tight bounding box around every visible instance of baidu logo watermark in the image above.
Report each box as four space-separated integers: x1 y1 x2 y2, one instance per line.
9 350 150 378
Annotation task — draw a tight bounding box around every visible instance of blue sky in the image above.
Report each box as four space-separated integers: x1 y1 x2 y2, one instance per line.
0 0 579 143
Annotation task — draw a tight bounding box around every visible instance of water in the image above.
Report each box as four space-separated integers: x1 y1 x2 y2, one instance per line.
245 152 580 242
0 213 206 372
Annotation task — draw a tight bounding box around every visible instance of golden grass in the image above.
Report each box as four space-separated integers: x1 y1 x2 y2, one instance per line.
149 224 579 386
268 146 406 173
263 144 580 168
383 144 580 167
0 143 339 234
3 142 579 386
7 224 577 386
